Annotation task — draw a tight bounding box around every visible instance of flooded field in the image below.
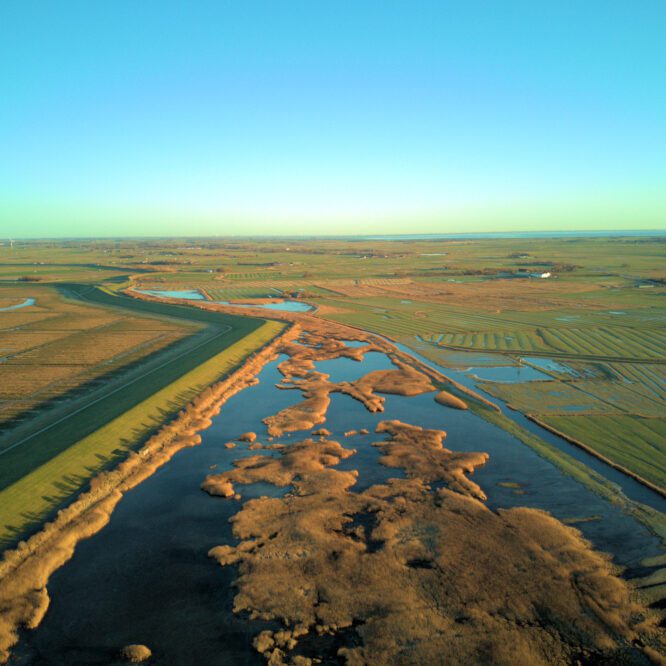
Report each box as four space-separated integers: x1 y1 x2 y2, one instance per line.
467 364 550 383
13 338 664 664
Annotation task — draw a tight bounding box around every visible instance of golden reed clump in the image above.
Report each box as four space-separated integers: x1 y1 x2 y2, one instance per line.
120 643 152 662
263 338 443 438
205 425 664 665
435 389 468 410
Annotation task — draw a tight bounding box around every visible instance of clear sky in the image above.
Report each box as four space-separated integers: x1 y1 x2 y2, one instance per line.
1 1 665 237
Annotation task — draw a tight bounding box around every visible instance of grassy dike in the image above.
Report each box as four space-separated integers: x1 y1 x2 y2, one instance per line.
0 319 285 547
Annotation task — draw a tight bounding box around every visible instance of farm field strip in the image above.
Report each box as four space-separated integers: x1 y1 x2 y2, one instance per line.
317 289 665 330
0 283 264 460
0 322 231 459
204 286 278 299
0 288 199 427
0 319 285 547
479 375 664 417
0 281 282 545
608 363 666 401
537 414 666 491
0 334 191 424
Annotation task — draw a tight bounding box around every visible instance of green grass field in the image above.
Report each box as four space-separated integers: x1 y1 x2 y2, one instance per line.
0 282 285 546
0 284 266 482
537 414 666 490
0 319 285 547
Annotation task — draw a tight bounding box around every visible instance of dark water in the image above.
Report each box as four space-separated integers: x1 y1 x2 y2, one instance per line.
13 346 664 665
398 340 666 513
313 351 395 383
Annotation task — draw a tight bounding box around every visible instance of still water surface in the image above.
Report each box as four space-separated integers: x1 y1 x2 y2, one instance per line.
15 347 663 665
137 289 312 312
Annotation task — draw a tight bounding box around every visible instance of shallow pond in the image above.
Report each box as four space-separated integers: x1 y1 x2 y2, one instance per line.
216 300 313 313
14 343 664 665
137 289 205 300
0 297 35 311
313 351 395 383
339 339 369 348
467 364 550 383
137 289 313 312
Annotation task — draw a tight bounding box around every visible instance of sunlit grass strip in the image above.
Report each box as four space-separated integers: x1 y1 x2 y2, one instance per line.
537 414 666 492
0 320 285 547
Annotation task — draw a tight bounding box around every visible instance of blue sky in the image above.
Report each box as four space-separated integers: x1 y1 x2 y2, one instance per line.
1 1 665 236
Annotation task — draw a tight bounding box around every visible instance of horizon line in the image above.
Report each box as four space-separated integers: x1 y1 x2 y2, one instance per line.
3 228 666 242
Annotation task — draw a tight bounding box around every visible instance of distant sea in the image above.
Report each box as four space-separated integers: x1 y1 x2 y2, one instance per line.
356 230 666 241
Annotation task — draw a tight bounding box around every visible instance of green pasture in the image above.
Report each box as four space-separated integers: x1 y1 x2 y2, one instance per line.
538 414 666 491
0 319 285 547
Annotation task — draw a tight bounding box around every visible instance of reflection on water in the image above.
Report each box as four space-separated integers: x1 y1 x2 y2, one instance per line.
15 344 664 665
137 289 205 300
138 289 313 312
217 299 312 312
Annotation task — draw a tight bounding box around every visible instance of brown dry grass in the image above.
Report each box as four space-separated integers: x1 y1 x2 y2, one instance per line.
434 389 468 410
206 426 663 664
375 420 488 500
120 644 152 662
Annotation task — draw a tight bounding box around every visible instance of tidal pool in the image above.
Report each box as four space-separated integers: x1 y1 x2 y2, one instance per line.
14 344 664 664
